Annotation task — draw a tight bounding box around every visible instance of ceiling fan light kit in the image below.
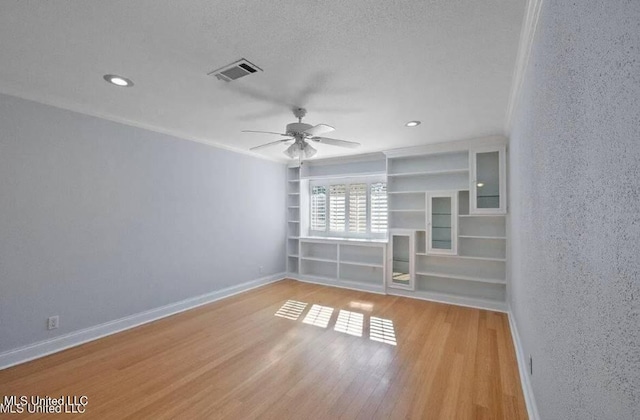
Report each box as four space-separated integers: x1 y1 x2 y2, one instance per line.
244 107 361 160
284 141 317 159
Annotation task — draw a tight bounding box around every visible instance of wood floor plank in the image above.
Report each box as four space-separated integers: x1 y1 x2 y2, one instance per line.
0 279 527 419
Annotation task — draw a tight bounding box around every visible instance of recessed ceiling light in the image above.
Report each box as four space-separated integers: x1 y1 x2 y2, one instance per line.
405 121 421 127
103 74 134 87
477 182 485 187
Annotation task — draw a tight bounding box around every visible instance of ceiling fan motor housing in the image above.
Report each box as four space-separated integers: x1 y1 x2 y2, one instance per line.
286 122 313 136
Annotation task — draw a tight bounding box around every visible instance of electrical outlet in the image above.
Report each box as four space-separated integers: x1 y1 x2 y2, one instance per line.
529 355 533 375
258 266 264 275
47 316 59 330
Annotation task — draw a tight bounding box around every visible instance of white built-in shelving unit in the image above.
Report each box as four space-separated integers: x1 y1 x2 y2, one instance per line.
286 155 388 293
384 136 508 311
285 137 508 312
297 237 386 293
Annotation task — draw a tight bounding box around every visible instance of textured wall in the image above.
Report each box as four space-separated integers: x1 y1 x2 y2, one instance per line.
0 93 286 353
509 1 640 419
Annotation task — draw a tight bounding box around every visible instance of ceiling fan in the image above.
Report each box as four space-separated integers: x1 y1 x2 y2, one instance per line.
245 107 360 159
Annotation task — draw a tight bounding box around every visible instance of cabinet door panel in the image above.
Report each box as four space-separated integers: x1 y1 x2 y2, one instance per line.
470 146 506 214
387 230 415 290
427 192 457 255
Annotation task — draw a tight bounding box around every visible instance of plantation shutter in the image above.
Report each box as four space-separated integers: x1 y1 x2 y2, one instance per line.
370 182 388 233
349 183 367 233
329 184 346 232
310 186 327 231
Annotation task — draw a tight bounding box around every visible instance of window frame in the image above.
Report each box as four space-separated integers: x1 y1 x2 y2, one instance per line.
309 175 387 240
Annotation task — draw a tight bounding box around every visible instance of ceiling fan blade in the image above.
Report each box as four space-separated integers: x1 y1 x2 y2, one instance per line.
250 139 290 151
242 130 289 136
311 137 361 148
304 124 335 137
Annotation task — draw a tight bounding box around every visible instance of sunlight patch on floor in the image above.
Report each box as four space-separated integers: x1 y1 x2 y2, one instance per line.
275 299 397 346
334 310 364 337
302 304 334 328
370 317 397 346
274 300 308 320
348 300 374 312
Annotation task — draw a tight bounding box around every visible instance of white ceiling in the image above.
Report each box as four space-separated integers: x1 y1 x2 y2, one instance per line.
0 0 524 162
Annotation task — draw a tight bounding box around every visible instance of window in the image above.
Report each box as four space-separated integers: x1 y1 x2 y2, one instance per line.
349 184 367 233
370 182 388 234
309 176 387 239
310 186 327 231
329 184 346 232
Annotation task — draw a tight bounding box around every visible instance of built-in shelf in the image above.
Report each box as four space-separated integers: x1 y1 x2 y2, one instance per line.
416 271 506 285
287 165 301 274
389 189 469 195
387 168 468 177
300 274 337 283
459 235 506 240
416 253 506 262
388 190 427 195
294 238 386 292
340 260 384 268
459 214 505 218
390 171 468 192
300 171 385 180
301 256 337 263
389 209 425 212
299 236 388 244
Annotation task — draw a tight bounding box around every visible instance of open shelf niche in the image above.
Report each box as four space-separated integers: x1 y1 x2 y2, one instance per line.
298 238 386 293
286 165 301 274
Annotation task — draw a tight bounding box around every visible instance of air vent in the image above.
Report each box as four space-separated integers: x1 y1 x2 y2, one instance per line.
208 58 262 82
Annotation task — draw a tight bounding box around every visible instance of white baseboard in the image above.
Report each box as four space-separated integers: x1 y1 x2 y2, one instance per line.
507 309 540 420
387 288 507 313
0 273 286 370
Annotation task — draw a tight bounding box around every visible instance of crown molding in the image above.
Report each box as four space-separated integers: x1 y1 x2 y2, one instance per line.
383 135 507 159
303 152 386 166
504 0 545 136
0 87 285 164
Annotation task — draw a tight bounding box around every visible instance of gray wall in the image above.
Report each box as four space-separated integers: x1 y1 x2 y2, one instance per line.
0 93 286 353
509 1 639 419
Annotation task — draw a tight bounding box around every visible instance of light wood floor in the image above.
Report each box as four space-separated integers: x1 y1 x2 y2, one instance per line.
0 279 528 419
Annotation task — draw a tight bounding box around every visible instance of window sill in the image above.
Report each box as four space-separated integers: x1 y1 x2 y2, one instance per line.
299 236 388 244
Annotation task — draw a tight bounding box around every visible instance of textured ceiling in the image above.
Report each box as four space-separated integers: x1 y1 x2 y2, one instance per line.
0 0 524 161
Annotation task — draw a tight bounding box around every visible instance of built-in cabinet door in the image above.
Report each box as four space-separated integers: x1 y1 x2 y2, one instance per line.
470 146 506 214
426 192 457 255
387 230 415 290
